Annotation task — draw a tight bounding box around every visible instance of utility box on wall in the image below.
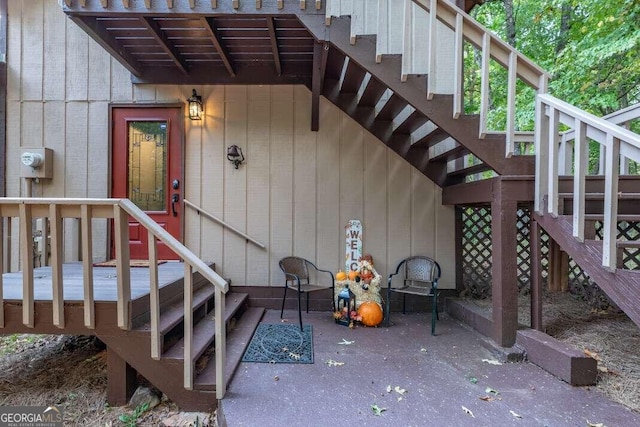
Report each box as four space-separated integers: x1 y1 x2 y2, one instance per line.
20 148 53 179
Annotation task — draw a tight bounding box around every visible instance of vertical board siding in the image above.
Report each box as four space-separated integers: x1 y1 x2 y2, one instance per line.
21 0 44 101
198 85 225 271
4 0 455 289
246 86 271 285
292 86 317 263
223 86 249 284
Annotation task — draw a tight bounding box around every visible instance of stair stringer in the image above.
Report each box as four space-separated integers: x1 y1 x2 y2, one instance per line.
534 212 640 329
301 16 535 184
97 332 217 412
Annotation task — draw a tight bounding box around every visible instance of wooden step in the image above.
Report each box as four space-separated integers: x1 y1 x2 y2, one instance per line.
194 306 265 391
162 292 249 362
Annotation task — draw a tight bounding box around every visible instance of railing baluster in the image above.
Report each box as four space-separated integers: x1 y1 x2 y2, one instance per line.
547 107 560 217
81 205 95 329
603 134 620 271
19 204 34 328
452 13 463 119
505 51 517 157
478 32 490 139
534 78 549 214
50 204 64 328
149 231 161 360
426 0 437 99
184 263 193 390
215 285 226 398
113 205 131 330
573 120 587 242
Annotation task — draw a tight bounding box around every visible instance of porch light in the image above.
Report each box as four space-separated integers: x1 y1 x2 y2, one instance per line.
227 145 245 169
187 89 203 120
335 283 356 327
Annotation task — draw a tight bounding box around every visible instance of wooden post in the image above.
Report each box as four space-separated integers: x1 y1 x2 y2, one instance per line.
491 185 518 347
215 285 226 398
106 347 137 406
50 204 64 328
148 231 160 360
183 263 193 390
113 205 131 330
19 204 34 328
81 205 95 329
530 218 543 331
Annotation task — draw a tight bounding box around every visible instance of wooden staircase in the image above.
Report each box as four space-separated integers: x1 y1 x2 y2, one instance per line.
98 281 264 411
311 0 640 332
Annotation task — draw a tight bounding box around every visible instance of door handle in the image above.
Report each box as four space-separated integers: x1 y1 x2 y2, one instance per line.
171 193 179 217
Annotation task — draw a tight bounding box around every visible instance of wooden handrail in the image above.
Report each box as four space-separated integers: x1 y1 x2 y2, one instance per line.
183 198 266 249
535 94 640 271
0 198 228 396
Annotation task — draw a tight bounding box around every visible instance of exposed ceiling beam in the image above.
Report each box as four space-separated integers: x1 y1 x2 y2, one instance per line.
68 15 143 77
141 17 189 75
266 17 282 76
200 17 235 78
131 64 310 85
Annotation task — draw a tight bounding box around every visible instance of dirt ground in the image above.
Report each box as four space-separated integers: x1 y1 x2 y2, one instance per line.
0 293 638 425
0 335 216 426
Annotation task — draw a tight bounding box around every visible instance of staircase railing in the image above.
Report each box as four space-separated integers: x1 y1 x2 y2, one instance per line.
410 0 548 157
0 198 229 395
534 95 640 271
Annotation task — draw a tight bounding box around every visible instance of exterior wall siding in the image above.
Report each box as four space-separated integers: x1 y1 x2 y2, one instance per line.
4 0 455 288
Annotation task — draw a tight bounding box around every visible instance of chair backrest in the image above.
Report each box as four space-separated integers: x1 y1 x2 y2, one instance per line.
279 256 310 281
403 256 440 283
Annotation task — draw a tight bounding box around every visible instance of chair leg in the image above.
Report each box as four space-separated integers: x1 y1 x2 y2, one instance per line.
385 289 391 327
297 291 303 331
402 294 407 314
280 285 288 318
431 293 437 336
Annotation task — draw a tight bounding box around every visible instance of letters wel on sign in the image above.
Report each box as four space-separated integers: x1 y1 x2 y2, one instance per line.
345 220 363 272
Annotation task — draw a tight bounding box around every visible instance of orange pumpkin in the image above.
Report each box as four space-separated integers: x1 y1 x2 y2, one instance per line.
358 301 383 327
335 270 347 281
347 270 359 281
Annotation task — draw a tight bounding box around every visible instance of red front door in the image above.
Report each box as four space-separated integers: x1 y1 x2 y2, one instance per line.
111 107 183 260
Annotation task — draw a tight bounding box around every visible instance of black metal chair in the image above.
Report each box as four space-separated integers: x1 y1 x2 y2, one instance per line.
385 256 441 335
279 256 335 330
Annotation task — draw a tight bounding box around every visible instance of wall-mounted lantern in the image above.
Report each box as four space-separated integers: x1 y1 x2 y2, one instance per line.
187 89 203 120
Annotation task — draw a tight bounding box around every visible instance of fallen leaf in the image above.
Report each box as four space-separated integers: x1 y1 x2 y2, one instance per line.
386 385 392 393
371 404 386 416
479 396 495 402
468 377 478 384
462 406 475 418
584 349 600 360
325 359 344 367
481 359 502 366
394 386 407 395
289 352 301 360
485 387 499 395
274 376 279 381
338 339 355 345
397 397 403 402
586 421 606 427
420 348 427 352
280 319 289 323
510 410 522 418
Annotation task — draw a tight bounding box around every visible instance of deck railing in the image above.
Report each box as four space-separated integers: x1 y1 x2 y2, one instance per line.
535 94 640 271
0 198 229 395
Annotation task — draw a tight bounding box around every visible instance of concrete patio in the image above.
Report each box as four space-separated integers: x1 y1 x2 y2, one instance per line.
220 309 640 426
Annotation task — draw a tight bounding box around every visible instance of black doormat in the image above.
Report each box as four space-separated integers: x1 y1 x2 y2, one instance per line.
242 323 313 364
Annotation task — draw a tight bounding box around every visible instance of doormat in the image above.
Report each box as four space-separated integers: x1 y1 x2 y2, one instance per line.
93 260 167 268
242 324 313 364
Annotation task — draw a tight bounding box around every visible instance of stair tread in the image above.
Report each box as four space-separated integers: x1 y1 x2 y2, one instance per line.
194 307 266 391
134 285 216 334
162 292 249 361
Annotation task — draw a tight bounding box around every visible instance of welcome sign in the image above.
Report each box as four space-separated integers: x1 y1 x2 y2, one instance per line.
345 220 362 272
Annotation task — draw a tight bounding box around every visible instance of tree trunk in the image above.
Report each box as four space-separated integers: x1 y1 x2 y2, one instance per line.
555 1 572 54
504 0 516 47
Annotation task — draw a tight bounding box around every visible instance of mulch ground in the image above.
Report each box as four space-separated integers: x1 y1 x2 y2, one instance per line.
0 335 215 426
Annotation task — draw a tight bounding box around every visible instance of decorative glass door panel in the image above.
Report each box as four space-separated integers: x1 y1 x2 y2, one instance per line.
128 121 168 212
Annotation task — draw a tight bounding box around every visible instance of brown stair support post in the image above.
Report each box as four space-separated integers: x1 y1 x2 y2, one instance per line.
491 190 519 347
530 218 543 331
107 346 138 406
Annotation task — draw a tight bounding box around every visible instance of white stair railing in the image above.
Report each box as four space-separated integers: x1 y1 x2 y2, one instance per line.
534 95 640 271
0 198 229 396
325 0 549 158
